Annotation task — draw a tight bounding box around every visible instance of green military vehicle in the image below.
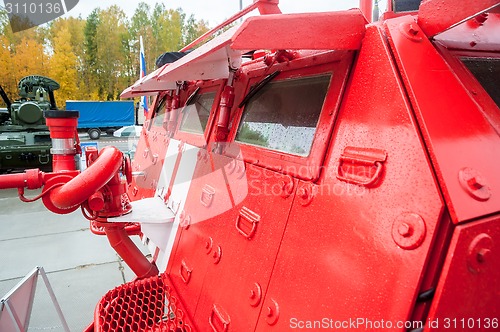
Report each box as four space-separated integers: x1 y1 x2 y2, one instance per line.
0 75 59 172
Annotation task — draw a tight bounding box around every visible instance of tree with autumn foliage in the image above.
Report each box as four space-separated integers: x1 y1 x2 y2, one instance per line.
0 2 210 107
49 25 77 108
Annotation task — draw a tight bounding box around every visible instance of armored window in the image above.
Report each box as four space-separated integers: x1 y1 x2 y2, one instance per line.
179 92 216 134
151 96 167 128
236 75 331 156
461 57 500 108
392 0 421 12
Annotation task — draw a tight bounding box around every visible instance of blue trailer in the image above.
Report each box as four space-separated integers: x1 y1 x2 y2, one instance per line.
65 100 135 139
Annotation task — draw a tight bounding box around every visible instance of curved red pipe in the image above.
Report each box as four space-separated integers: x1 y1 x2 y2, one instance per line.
49 146 123 210
105 225 159 279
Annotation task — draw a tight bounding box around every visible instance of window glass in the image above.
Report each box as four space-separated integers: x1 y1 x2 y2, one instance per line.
236 75 331 156
179 92 216 134
461 57 500 108
393 0 421 12
152 96 167 128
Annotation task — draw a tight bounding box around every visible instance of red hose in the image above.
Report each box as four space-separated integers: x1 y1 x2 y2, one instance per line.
105 225 159 279
49 146 123 210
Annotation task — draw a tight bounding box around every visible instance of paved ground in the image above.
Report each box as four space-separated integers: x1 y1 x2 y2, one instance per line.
0 136 146 331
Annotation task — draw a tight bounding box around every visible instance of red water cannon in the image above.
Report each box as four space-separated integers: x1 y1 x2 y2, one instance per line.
0 110 158 279
0 110 130 216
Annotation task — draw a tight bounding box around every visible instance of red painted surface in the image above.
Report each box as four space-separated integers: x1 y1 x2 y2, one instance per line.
129 93 171 199
105 225 159 279
418 0 499 37
385 15 500 224
359 0 373 22
254 25 444 330
180 0 281 52
426 216 500 330
49 146 123 211
1 1 499 331
231 10 367 50
0 168 43 190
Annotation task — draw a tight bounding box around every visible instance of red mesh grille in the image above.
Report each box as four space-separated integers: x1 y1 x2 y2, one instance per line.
95 274 191 332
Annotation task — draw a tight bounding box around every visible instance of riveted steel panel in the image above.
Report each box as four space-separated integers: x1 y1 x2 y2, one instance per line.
129 94 171 200
426 217 500 331
256 26 444 330
385 15 500 224
193 161 297 331
167 148 226 325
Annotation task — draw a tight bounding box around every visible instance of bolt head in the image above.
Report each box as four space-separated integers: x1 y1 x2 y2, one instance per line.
408 24 419 35
477 248 491 263
398 223 413 237
467 176 485 190
475 13 488 24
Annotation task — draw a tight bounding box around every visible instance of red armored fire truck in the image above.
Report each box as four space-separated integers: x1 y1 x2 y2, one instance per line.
0 0 499 331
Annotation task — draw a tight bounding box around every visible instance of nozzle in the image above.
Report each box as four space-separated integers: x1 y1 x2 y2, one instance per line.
44 110 79 172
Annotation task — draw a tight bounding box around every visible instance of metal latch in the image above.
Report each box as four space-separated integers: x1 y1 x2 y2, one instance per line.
336 146 387 187
235 207 260 240
209 304 230 332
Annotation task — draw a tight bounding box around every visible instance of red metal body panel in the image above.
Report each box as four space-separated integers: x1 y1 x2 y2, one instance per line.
180 0 281 52
417 0 499 37
3 2 500 331
434 13 500 52
167 152 225 324
191 162 297 331
254 25 444 330
425 216 500 331
384 15 500 224
231 10 367 50
130 95 170 199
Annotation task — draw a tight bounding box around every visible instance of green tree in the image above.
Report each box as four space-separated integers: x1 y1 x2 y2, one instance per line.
157 8 185 52
151 5 185 54
1 3 216 105
95 6 129 99
83 9 100 98
151 3 167 65
130 2 154 73
0 8 9 35
120 23 137 92
184 15 210 46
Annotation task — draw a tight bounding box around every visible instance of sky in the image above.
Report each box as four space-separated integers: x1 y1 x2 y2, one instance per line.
63 0 375 27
